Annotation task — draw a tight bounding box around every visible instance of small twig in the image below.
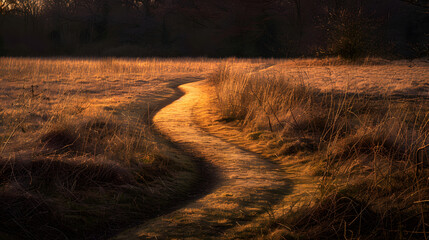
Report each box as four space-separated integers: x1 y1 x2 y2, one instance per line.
417 144 429 152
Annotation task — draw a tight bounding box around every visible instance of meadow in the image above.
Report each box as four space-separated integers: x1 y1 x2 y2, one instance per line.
0 57 220 239
1 57 428 239
208 58 429 239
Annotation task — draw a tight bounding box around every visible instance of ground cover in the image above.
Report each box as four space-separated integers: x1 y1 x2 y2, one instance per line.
208 58 429 239
0 57 220 239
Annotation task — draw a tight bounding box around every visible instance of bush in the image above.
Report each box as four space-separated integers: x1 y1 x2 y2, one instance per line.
320 7 381 60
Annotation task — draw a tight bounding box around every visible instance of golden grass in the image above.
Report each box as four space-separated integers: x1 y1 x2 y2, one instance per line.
209 59 429 239
1 57 428 239
0 57 227 239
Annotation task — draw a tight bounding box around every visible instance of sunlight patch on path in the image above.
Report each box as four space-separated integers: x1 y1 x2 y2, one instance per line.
114 81 312 239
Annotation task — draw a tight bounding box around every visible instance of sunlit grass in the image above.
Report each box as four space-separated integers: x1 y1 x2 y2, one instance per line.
0 57 223 239
210 59 429 239
1 57 428 239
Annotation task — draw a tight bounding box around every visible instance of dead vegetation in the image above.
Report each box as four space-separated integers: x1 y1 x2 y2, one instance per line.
0 57 221 239
210 59 429 239
1 57 428 239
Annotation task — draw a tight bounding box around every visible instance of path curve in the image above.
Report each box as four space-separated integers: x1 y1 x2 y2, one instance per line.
114 81 293 239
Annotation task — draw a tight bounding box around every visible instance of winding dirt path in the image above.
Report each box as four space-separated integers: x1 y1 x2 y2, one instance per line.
114 80 316 239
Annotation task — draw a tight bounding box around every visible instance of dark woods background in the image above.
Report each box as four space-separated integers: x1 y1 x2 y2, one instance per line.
0 0 428 58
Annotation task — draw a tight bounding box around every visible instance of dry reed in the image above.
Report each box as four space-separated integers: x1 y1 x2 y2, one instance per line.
210 60 429 239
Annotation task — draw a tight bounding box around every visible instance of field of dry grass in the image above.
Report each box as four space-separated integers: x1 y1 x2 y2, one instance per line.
209 58 429 239
1 57 428 239
0 57 226 239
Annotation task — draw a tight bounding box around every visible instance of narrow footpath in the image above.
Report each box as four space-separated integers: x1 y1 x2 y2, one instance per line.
114 80 316 239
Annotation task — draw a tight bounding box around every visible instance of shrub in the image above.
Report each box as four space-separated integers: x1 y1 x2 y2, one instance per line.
319 7 381 60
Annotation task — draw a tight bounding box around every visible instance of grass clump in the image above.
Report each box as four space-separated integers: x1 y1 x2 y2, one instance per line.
0 110 197 239
0 58 207 239
210 62 429 239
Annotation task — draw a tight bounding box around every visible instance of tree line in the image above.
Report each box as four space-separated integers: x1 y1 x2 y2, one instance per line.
0 0 427 58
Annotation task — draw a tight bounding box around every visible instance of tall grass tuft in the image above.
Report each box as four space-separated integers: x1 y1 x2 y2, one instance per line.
210 63 429 239
0 57 213 239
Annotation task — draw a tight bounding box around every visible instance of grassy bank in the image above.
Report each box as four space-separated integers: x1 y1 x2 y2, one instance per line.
209 59 429 239
0 57 219 239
